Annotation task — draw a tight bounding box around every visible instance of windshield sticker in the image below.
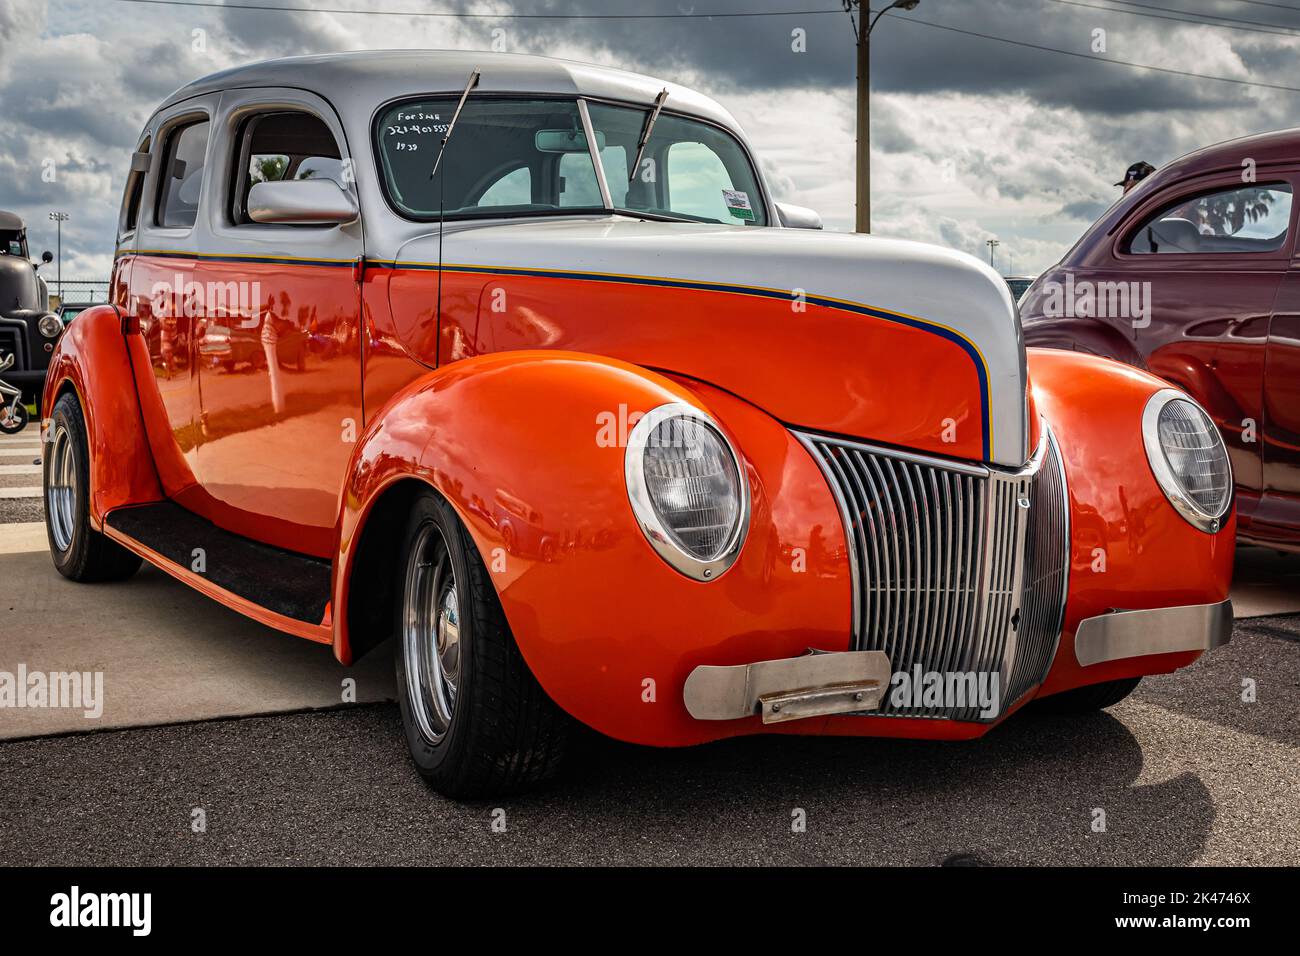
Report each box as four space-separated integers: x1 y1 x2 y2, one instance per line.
722 189 755 221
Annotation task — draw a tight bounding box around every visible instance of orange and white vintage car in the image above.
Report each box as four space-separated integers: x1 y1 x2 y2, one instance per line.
44 52 1235 797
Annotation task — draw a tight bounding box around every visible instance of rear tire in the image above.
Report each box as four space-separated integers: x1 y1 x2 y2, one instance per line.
394 489 571 798
1033 677 1141 713
44 392 143 583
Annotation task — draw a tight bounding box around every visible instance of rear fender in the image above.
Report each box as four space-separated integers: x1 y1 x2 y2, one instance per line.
41 305 162 527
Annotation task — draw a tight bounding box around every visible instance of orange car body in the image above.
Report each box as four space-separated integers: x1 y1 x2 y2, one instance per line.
44 52 1234 748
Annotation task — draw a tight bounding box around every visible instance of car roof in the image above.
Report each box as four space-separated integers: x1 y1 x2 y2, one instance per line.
1143 127 1300 188
0 211 24 231
1056 127 1300 267
158 49 742 130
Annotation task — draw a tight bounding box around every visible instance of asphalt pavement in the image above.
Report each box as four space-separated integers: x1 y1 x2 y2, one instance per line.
1 423 1298 865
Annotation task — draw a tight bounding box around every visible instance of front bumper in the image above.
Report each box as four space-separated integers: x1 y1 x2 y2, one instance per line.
683 650 892 723
682 599 1233 725
1073 599 1233 666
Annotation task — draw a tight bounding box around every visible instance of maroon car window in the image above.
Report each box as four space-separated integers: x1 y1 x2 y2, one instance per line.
1127 182 1292 254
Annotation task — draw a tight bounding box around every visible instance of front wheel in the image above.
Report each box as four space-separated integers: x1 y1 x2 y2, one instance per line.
0 401 28 434
394 490 571 798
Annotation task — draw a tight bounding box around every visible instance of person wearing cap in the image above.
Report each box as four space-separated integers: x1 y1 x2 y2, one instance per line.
1117 161 1156 194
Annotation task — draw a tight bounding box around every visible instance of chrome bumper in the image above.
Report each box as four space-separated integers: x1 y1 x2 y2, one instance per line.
1074 599 1233 666
683 650 892 724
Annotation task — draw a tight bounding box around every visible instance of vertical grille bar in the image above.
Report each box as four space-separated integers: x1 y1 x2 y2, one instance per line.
797 429 1070 721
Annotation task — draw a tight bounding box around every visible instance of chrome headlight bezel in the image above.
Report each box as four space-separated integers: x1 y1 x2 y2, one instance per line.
1142 388 1233 534
624 402 751 582
38 313 63 339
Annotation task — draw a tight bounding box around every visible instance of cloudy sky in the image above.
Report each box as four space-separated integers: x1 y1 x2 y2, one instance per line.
3 0 1299 279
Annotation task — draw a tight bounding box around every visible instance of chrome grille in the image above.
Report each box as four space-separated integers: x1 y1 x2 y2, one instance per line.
798 428 1069 721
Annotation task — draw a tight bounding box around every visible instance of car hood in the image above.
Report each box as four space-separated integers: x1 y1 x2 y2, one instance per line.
389 217 1029 467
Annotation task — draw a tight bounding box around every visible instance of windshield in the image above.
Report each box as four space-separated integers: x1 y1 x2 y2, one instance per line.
375 96 766 225
378 98 605 220
584 102 766 226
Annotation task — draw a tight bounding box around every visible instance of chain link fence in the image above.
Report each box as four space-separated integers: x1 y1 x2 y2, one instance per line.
49 279 109 305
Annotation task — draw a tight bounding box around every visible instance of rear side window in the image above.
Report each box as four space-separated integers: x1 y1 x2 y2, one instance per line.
1127 183 1293 255
156 120 210 229
120 137 151 236
230 110 345 224
478 166 532 206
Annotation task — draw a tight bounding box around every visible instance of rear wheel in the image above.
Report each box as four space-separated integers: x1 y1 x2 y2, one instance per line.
1033 677 1141 713
394 489 571 798
45 392 142 582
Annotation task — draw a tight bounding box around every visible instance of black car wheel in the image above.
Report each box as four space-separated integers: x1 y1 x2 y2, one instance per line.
394 488 571 798
44 392 143 582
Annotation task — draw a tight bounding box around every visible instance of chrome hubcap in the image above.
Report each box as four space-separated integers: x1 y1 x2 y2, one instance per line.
46 425 76 553
402 522 461 743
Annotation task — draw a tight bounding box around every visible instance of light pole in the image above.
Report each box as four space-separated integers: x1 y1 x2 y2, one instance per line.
986 238 1000 269
845 0 920 234
49 211 69 301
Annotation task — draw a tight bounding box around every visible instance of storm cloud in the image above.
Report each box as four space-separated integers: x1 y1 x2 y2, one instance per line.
3 0 1300 276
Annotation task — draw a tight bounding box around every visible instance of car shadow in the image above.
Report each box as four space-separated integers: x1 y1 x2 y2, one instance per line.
521 706 1216 865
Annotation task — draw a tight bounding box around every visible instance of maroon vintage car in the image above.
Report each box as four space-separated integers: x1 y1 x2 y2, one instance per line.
1021 128 1300 553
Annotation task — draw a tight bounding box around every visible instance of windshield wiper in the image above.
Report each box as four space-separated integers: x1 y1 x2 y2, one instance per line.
433 68 481 355
607 208 697 225
628 88 669 183
430 67 481 180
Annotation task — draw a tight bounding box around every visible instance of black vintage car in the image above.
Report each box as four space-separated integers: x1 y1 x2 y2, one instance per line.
0 211 62 403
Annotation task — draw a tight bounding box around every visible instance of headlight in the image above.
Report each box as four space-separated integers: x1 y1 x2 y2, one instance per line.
1142 388 1232 533
625 402 750 581
38 313 62 339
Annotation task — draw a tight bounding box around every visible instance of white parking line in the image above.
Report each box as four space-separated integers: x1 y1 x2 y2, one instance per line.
0 464 41 475
0 522 47 554
0 443 41 453
0 486 41 499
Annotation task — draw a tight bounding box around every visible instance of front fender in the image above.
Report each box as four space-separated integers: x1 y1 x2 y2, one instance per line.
1020 316 1145 368
334 350 852 745
1028 347 1236 697
41 305 162 527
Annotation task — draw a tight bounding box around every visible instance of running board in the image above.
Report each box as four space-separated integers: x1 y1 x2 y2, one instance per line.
104 501 332 643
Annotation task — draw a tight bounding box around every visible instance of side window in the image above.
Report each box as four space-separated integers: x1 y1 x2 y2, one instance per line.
1127 183 1293 255
666 141 735 223
120 136 151 236
479 166 531 206
231 110 345 225
156 120 210 229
